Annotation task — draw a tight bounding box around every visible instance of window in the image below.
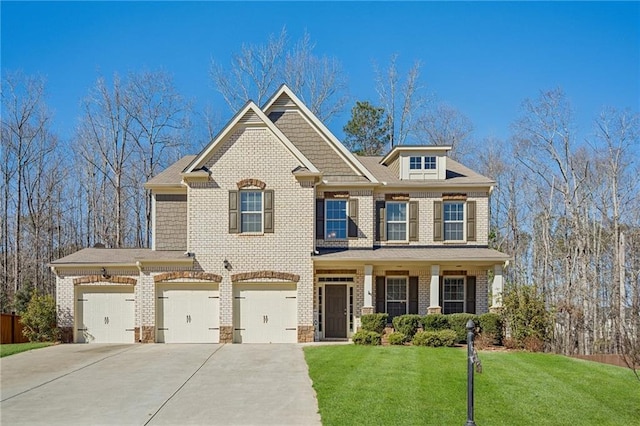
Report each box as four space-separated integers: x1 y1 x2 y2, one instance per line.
424 156 436 170
409 156 422 170
444 202 464 241
386 277 407 321
386 202 407 241
325 200 347 239
240 191 262 232
443 277 465 314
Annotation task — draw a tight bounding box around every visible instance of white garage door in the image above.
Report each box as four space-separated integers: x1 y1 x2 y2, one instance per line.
156 284 220 343
76 286 135 343
233 283 297 343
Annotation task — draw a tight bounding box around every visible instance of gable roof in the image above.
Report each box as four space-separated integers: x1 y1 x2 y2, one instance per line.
183 101 318 174
145 155 196 189
262 85 378 183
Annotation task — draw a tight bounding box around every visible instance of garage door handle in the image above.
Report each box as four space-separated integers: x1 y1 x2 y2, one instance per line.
104 317 110 325
263 315 268 324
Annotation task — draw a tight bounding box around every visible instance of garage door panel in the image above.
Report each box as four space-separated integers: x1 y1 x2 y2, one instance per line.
76 286 135 344
156 284 220 343
233 284 297 343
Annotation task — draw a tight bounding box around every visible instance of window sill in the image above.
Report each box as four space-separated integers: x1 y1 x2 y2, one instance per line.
238 232 265 236
443 240 466 245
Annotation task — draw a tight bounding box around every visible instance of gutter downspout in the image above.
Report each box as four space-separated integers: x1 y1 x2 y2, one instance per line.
136 261 143 342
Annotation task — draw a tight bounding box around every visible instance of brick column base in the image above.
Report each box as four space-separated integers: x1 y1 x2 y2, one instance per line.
59 327 73 343
297 325 314 343
427 306 442 314
361 306 374 315
141 326 155 343
219 326 233 343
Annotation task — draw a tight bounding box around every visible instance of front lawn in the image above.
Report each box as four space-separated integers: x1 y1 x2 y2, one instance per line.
0 342 53 357
304 345 639 425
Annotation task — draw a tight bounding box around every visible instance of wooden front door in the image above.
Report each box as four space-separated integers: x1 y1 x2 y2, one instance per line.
325 285 347 338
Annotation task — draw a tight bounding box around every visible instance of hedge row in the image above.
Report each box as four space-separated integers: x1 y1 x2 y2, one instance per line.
354 312 504 346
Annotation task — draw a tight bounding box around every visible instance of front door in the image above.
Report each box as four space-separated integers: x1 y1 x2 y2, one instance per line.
325 285 347 338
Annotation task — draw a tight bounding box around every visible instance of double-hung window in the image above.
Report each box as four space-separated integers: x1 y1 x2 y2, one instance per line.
443 277 465 314
325 200 347 239
240 191 263 233
444 202 464 241
386 277 408 321
386 202 408 241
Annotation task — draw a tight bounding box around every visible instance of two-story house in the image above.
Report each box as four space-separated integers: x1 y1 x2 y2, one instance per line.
51 85 509 344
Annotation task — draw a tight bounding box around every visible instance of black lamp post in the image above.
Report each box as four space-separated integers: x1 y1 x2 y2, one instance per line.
465 319 477 426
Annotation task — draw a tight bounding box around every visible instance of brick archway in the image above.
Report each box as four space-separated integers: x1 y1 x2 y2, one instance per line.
73 276 137 285
231 271 300 282
153 271 222 283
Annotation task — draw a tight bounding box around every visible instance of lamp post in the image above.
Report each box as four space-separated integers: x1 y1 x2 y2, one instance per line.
465 319 477 426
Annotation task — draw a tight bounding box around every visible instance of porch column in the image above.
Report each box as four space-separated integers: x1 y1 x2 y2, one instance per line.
490 264 504 312
362 265 374 315
428 264 441 314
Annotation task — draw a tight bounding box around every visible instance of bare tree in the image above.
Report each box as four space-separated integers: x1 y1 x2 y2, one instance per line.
416 102 474 160
374 55 425 147
211 28 348 121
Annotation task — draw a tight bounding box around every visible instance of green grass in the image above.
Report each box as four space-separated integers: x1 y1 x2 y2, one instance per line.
304 345 640 426
0 342 53 357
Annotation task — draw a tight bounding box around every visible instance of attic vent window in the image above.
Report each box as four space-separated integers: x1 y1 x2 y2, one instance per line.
424 156 436 170
410 156 422 170
409 156 437 170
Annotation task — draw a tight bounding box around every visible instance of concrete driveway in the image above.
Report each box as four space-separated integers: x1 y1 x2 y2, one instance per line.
0 344 321 425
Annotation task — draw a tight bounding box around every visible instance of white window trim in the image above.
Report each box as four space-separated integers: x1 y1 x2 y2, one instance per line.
386 201 409 242
443 201 466 242
424 156 437 170
325 199 348 240
443 276 466 314
385 276 409 317
240 190 263 234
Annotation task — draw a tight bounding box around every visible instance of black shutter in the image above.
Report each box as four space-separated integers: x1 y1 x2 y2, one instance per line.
439 276 444 311
376 201 386 241
409 201 419 241
434 200 443 241
229 191 239 233
264 190 274 233
316 199 324 239
348 198 359 238
409 277 418 314
466 276 476 314
375 276 386 313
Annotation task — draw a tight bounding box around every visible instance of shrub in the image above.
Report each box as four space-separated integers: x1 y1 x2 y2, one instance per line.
352 330 381 345
501 284 551 349
446 313 478 343
360 313 388 334
387 332 408 345
21 292 60 342
413 329 457 347
478 313 503 345
392 314 422 337
422 314 449 331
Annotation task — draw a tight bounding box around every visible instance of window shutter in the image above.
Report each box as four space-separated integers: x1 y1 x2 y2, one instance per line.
409 276 419 314
316 199 324 239
229 190 239 233
433 200 443 241
375 276 386 313
376 201 386 241
264 190 274 233
409 201 419 241
466 276 476 314
467 200 476 242
439 276 444 309
348 198 359 238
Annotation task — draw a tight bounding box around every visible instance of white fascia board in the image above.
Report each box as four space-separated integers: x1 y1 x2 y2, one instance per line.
184 100 318 174
263 85 379 183
380 145 453 165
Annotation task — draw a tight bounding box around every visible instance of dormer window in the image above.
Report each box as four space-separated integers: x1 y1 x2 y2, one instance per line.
409 156 437 171
409 156 422 170
424 156 436 170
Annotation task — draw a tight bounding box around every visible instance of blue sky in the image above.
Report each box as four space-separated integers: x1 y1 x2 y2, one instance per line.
2 1 638 149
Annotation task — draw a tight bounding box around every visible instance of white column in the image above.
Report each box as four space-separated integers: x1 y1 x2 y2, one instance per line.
363 265 373 308
428 264 440 313
491 264 504 309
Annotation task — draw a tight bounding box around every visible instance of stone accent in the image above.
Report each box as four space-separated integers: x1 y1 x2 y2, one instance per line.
361 306 374 315
154 271 222 283
73 275 137 285
231 271 300 282
219 326 233 343
316 269 357 275
59 327 73 343
427 306 442 314
237 178 266 189
141 326 155 343
297 325 314 343
155 194 187 250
